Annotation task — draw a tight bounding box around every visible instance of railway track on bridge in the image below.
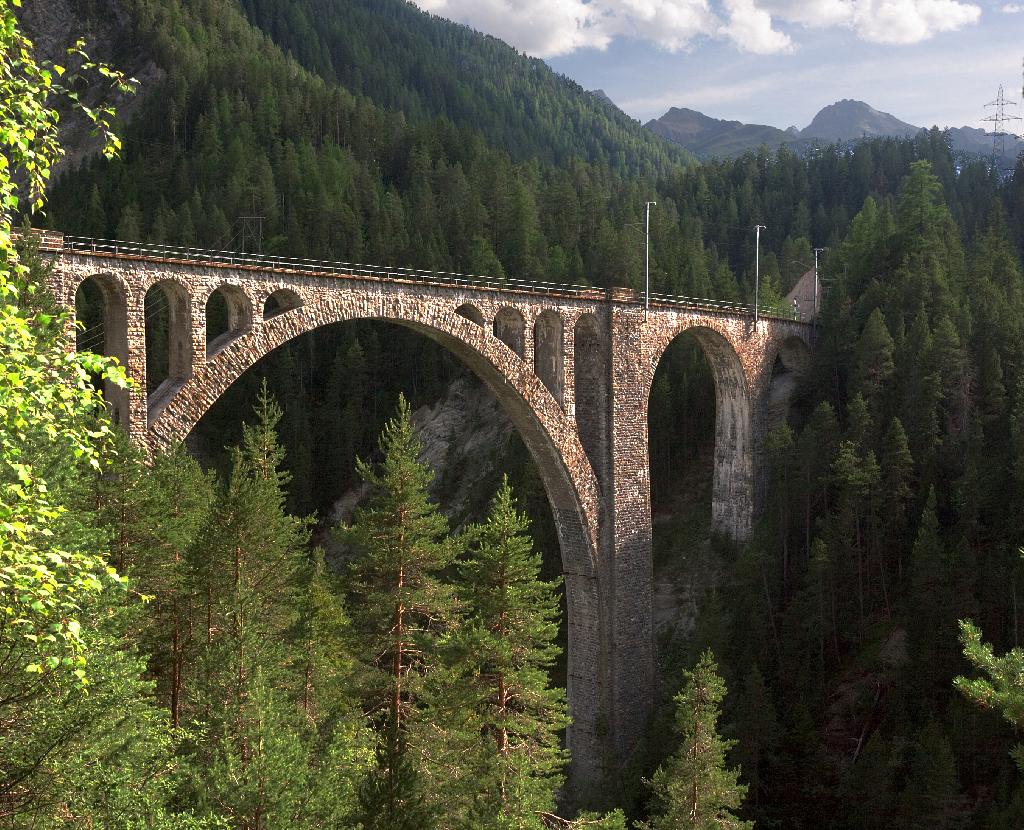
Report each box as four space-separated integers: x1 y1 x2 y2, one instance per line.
23 230 801 321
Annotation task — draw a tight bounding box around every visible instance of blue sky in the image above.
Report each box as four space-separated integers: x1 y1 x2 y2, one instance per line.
412 0 1023 131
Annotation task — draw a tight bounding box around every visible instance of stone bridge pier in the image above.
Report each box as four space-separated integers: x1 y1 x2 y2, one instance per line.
39 235 814 806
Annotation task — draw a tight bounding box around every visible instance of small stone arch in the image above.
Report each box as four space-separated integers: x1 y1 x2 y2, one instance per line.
263 288 304 320
650 324 753 539
455 302 485 326
766 335 812 432
574 313 607 487
75 273 130 425
206 284 252 357
144 278 193 424
534 310 564 407
144 279 192 389
775 334 812 375
493 307 525 358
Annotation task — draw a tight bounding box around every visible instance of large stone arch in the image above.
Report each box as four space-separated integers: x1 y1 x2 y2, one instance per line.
145 290 608 793
43 244 819 805
646 322 754 540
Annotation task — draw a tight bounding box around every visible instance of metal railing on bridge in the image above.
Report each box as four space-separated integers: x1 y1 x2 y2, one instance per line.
19 229 804 321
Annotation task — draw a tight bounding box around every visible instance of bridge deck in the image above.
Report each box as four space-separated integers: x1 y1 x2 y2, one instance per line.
23 230 808 322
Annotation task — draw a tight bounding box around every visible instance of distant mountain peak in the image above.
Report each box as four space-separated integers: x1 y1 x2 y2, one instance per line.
800 99 918 142
643 106 794 159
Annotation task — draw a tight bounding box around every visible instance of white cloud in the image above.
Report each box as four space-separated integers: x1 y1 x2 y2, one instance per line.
763 0 981 44
1000 2 1024 11
414 0 612 57
416 0 723 56
605 0 720 52
412 0 981 58
720 0 795 52
847 0 981 44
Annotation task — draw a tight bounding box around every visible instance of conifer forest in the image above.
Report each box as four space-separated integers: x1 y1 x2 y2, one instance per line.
5 0 1024 827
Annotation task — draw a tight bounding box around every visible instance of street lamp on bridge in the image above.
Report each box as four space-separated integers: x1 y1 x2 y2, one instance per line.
644 201 656 321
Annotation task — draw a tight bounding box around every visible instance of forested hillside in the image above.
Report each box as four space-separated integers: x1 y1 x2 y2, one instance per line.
698 160 1024 828
17 0 1024 826
237 0 691 176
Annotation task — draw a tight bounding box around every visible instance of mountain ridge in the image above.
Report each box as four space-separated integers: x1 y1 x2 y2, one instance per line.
236 0 693 175
643 106 801 159
646 97 1024 160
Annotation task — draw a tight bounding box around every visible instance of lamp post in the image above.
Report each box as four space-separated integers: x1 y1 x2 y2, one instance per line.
753 224 766 325
645 201 656 321
813 246 827 316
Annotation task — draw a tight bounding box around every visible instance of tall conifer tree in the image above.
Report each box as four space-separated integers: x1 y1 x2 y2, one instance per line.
642 650 752 830
342 394 456 828
181 384 368 826
434 476 567 828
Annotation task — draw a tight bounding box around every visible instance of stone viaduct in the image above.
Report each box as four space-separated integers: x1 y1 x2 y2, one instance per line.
35 231 813 801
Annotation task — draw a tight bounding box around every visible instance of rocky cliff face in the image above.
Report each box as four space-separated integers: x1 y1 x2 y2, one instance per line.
327 376 515 530
18 0 161 177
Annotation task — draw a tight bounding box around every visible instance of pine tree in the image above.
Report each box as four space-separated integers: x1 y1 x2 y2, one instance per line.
897 720 959 830
878 417 914 585
341 394 457 826
324 337 370 501
181 384 360 827
851 308 895 419
288 548 376 825
642 650 753 830
797 403 838 559
434 476 567 828
732 667 780 812
906 488 955 701
116 202 143 240
956 611 1024 773
842 732 896 830
100 442 216 725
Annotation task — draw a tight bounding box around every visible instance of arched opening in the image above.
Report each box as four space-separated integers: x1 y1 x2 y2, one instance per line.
648 332 718 531
263 288 303 320
574 313 607 487
455 303 484 327
534 310 564 406
766 336 811 433
493 307 525 358
145 279 192 409
206 284 252 358
75 273 129 425
647 327 751 661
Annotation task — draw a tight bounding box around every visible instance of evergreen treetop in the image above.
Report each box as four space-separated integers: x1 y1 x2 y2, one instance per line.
643 650 753 830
